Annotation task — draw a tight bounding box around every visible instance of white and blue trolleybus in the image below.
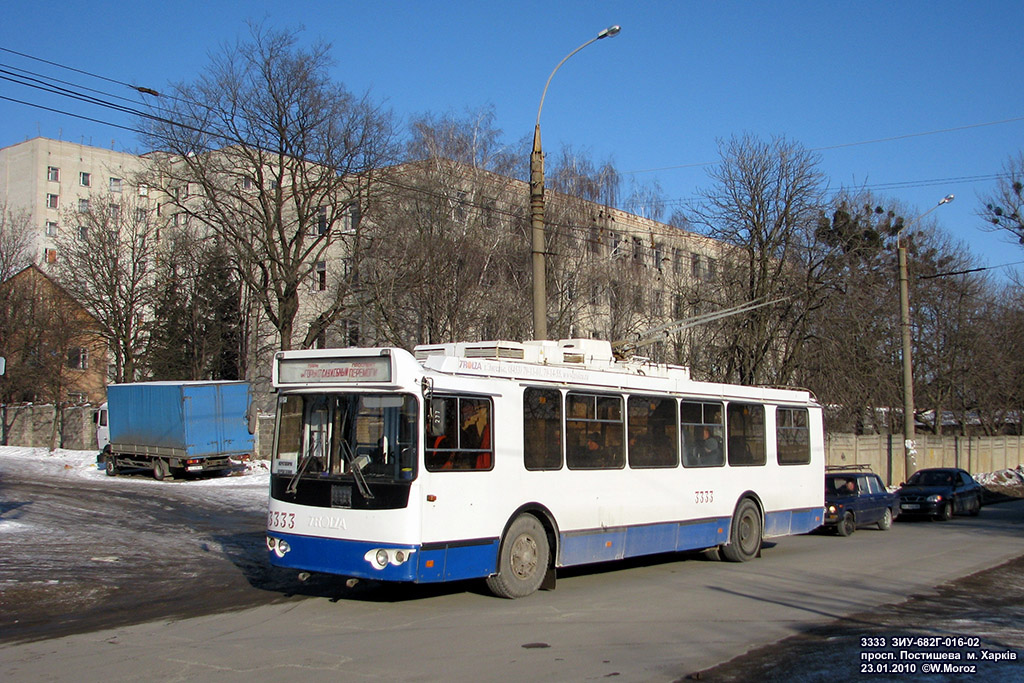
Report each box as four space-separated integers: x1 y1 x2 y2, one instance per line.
266 338 824 598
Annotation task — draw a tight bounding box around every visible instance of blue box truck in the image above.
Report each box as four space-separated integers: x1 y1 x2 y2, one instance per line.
98 381 255 481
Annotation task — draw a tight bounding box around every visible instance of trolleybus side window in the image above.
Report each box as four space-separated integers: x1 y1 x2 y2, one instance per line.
524 387 563 470
566 392 624 469
776 407 811 465
726 403 766 466
680 401 725 468
627 396 678 468
426 395 493 471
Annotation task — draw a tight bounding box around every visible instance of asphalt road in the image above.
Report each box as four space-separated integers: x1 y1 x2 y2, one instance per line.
2 463 1024 681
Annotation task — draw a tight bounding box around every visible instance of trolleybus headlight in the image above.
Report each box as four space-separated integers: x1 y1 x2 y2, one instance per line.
364 548 414 569
267 537 290 558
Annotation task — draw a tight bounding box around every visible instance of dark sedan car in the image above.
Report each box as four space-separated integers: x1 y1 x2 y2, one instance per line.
823 470 899 536
897 467 983 520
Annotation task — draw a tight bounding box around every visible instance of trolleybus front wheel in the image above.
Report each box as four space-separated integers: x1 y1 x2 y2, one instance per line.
486 514 549 599
720 498 762 562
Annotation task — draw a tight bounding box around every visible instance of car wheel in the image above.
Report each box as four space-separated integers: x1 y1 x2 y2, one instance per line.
968 496 981 517
877 508 893 531
938 500 954 521
837 511 856 537
721 499 762 561
486 514 549 599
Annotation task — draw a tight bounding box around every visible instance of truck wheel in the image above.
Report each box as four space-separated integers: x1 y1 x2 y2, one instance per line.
105 456 118 477
720 499 762 561
486 514 549 599
153 458 170 481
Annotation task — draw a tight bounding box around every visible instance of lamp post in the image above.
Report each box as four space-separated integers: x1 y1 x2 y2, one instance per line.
530 24 621 340
897 193 954 477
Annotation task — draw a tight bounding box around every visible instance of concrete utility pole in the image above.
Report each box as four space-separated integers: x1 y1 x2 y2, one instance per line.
530 25 620 341
897 193 954 478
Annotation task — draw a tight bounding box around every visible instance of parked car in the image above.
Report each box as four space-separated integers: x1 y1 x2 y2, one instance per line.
897 467 983 520
823 468 899 536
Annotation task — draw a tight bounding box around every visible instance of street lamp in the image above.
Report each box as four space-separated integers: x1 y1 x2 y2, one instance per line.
530 24 621 340
897 193 954 477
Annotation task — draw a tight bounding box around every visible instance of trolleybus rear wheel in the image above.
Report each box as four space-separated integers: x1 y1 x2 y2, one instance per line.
720 498 762 562
486 514 549 599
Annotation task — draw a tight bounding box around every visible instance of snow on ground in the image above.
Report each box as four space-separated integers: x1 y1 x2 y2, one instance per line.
0 445 270 509
0 445 268 481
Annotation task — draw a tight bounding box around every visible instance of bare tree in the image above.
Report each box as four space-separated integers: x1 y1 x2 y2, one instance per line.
688 134 829 385
55 194 160 382
141 24 396 355
979 152 1024 247
365 109 529 346
0 201 34 282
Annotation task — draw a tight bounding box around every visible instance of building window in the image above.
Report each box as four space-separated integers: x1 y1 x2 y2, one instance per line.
78 225 88 240
316 261 327 291
46 193 59 209
317 206 328 235
67 347 89 370
137 184 149 197
45 221 58 237
109 204 121 220
44 248 57 263
78 198 90 213
80 171 91 187
135 208 148 222
109 177 123 193
242 176 253 190
67 392 87 404
47 166 60 182
692 253 703 280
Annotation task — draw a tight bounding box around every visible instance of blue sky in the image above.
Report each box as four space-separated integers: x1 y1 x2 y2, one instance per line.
2 1 1022 279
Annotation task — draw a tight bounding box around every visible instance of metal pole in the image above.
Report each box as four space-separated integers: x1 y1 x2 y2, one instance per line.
530 124 547 340
898 242 916 476
529 25 620 341
895 193 953 477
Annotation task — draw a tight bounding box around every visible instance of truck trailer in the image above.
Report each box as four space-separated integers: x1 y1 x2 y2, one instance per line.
98 381 254 481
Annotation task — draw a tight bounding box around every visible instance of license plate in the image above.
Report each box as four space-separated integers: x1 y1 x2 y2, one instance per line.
187 465 203 472
901 503 920 510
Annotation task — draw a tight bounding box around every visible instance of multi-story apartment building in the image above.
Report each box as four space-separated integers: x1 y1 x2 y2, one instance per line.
0 137 148 271
2 136 728 393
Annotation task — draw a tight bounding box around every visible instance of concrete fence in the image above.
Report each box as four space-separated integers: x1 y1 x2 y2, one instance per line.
3 403 1022 486
827 433 1024 486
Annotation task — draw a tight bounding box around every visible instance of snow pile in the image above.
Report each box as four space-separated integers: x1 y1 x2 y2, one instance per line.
975 466 1024 499
0 445 270 490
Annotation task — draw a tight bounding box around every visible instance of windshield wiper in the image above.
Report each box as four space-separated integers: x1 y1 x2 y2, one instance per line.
285 442 321 496
339 439 375 499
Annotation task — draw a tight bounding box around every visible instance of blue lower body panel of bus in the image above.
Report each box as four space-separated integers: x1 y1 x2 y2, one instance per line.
267 531 500 583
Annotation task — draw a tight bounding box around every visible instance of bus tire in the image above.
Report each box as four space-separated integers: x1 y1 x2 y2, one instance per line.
486 514 549 599
720 498 762 562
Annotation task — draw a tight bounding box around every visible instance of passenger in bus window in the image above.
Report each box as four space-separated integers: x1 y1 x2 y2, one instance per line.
698 427 722 462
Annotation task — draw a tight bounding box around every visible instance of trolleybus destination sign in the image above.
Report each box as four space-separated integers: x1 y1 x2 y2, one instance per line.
277 356 392 384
